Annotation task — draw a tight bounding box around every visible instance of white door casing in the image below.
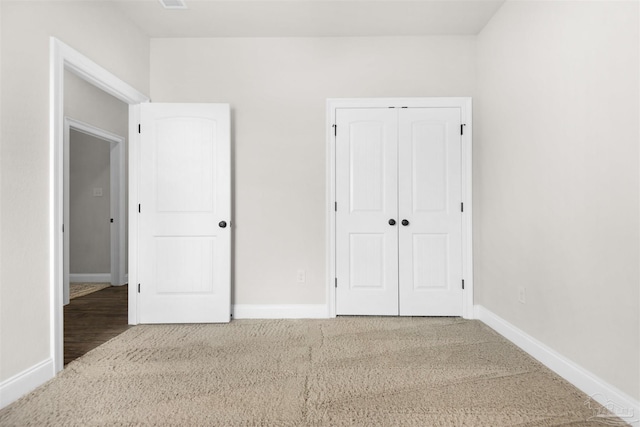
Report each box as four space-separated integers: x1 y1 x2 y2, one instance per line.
138 103 231 324
335 108 399 315
328 98 473 318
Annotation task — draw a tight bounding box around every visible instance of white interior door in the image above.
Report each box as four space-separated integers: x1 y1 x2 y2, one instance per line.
138 103 231 323
398 108 462 316
335 108 399 315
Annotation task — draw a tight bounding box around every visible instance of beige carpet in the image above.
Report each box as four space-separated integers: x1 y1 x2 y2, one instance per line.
69 283 111 300
0 318 625 426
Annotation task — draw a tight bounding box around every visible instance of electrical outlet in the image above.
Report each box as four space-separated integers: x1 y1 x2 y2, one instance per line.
93 187 103 197
296 269 306 284
518 286 526 304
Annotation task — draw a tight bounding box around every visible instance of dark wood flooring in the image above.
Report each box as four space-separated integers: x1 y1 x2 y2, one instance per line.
64 285 131 366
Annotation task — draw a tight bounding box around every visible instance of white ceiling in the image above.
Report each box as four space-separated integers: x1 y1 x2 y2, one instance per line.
113 0 505 38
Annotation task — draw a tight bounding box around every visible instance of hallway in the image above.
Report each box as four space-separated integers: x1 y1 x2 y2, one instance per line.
64 285 131 365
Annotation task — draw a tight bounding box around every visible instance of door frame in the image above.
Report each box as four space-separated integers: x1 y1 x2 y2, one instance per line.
326 98 474 319
63 118 126 305
51 37 149 373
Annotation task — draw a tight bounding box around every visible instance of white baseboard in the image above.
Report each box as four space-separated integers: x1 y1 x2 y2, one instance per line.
0 358 54 409
69 273 110 283
233 304 329 319
475 305 639 427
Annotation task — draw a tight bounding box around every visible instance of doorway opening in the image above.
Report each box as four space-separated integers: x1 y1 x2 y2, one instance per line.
63 119 126 304
51 37 149 373
62 120 130 365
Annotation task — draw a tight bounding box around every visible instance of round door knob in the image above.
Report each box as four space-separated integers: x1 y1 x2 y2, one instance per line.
401 219 410 226
388 219 396 226
219 221 227 228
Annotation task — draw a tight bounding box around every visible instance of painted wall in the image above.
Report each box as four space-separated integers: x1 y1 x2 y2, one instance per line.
0 4 3 354
0 1 149 383
476 1 639 400
150 36 476 305
65 71 129 276
69 130 111 275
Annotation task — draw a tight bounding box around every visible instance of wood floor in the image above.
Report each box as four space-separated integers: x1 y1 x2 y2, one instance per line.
64 285 131 366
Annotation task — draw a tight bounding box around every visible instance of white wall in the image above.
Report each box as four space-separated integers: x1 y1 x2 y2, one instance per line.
69 130 111 275
150 36 476 305
65 71 129 275
0 4 3 347
476 1 639 400
0 1 149 383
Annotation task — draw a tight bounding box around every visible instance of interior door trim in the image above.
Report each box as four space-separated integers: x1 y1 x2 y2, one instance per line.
326 98 474 319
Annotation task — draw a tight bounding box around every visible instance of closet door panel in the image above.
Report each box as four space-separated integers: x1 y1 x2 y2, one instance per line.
398 108 463 316
335 108 399 315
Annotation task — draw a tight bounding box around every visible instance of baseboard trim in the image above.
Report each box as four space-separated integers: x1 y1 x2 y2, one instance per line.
0 358 54 409
475 305 639 426
233 304 329 319
69 273 110 283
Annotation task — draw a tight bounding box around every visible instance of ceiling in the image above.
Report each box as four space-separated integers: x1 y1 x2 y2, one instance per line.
113 0 505 38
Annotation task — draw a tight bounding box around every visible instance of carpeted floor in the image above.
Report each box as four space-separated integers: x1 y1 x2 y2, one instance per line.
0 317 625 426
69 283 111 300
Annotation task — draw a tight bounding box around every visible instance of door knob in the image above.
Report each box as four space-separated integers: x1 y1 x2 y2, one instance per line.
401 219 410 226
388 219 396 226
219 221 227 228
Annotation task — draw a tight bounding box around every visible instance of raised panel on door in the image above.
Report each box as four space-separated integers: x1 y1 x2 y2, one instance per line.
139 103 230 323
335 108 398 315
398 108 462 316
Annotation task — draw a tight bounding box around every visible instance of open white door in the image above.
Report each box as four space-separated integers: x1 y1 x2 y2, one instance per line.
138 103 231 323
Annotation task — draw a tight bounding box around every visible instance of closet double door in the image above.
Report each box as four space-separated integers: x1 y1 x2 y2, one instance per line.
336 107 463 316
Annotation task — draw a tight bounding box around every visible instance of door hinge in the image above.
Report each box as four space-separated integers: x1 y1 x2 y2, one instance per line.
138 124 141 134
462 279 465 290
461 202 464 212
334 202 337 212
460 124 466 135
110 218 114 223
332 124 337 136
335 278 337 288
137 283 141 293
62 224 64 233
138 204 141 213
